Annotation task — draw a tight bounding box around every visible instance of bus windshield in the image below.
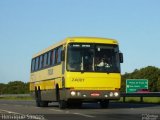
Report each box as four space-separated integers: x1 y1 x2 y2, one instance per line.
67 43 120 73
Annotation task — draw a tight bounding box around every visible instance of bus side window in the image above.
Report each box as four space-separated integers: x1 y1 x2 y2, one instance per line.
51 49 56 66
35 57 39 71
43 53 48 67
48 51 51 66
57 46 63 63
31 59 35 72
39 55 43 69
55 48 58 64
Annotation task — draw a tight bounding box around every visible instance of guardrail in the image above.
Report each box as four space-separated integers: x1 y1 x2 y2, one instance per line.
0 94 30 97
121 92 160 102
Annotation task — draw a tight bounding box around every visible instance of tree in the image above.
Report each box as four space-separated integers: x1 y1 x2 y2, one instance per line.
121 72 130 92
7 81 25 94
121 66 160 92
24 82 29 93
157 77 160 92
0 83 7 94
0 81 30 94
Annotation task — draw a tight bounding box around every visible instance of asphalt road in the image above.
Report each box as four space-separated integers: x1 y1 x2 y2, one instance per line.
0 100 160 120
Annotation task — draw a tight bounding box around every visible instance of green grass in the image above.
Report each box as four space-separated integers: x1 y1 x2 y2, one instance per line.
0 96 33 100
144 97 160 103
117 97 160 103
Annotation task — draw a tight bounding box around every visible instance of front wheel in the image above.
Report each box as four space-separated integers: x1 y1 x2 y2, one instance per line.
56 86 67 109
35 88 41 107
59 100 67 109
100 100 109 108
35 88 48 107
67 101 82 108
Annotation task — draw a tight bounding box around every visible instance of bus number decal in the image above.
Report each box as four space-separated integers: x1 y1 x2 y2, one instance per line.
72 78 84 82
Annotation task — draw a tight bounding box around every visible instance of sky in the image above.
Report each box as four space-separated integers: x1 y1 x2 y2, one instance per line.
0 0 160 83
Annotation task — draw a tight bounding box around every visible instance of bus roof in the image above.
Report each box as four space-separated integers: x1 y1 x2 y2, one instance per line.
32 37 118 58
66 37 118 44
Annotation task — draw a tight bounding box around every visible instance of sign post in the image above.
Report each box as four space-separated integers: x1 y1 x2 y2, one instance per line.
126 79 148 93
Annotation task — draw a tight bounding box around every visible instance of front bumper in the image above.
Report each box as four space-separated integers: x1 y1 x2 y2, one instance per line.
63 89 120 101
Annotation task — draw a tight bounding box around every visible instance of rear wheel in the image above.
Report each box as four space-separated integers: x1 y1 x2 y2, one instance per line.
40 101 48 107
35 87 41 107
59 100 67 109
35 87 48 107
100 100 109 108
67 101 82 108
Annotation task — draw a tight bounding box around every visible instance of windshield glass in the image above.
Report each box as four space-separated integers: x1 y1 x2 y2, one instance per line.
67 43 120 73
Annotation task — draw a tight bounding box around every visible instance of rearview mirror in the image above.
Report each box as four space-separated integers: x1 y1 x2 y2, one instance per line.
119 53 123 63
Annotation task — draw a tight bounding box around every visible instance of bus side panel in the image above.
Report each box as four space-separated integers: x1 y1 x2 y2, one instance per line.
29 64 63 101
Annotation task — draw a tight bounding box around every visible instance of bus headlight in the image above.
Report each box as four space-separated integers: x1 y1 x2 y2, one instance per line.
114 92 119 97
71 91 76 96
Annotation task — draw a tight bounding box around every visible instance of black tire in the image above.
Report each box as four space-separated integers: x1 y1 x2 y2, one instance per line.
36 102 40 107
35 87 48 107
74 102 82 108
67 101 82 108
40 101 48 107
56 85 67 109
55 85 60 102
100 100 109 108
35 88 41 107
59 100 67 109
36 101 48 107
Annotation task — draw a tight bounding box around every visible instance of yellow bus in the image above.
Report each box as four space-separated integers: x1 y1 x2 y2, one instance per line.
30 37 123 109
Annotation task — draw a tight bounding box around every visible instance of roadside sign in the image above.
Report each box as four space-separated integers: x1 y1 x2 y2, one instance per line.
126 79 148 93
